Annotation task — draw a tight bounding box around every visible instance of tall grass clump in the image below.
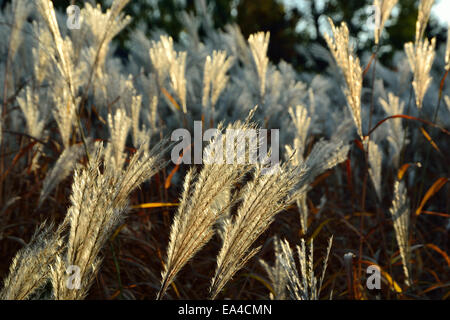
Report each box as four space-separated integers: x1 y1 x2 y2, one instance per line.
157 120 257 299
1 141 169 299
0 0 448 300
260 236 333 300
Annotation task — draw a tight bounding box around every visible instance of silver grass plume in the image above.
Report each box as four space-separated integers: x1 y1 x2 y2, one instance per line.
368 140 383 200
37 0 75 97
389 179 411 286
32 33 52 86
107 109 132 170
80 1 131 73
202 50 234 120
51 141 168 299
276 238 300 299
37 1 87 154
169 51 188 113
0 223 64 300
259 238 288 300
265 236 333 300
17 86 46 143
379 93 407 167
17 86 47 170
149 35 175 86
297 194 309 235
149 95 158 129
324 18 363 140
209 161 307 299
8 0 32 61
248 32 270 98
404 37 436 110
286 139 349 233
289 105 311 163
415 0 434 44
373 0 398 45
287 105 311 234
296 236 333 300
53 88 78 149
149 36 188 113
157 121 256 300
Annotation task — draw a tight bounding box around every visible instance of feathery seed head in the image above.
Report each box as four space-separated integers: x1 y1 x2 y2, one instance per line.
209 161 308 299
389 179 411 286
373 0 398 45
324 18 363 140
289 105 311 163
404 37 436 109
149 35 175 86
368 141 383 200
50 140 168 299
261 236 333 300
0 223 64 300
158 120 258 300
415 0 434 44
149 35 188 113
248 32 270 98
107 109 131 170
202 50 234 111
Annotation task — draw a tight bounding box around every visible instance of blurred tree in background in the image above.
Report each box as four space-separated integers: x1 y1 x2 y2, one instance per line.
2 0 446 71
234 0 446 70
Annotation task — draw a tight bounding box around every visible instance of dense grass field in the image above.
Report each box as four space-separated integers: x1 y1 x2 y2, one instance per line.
0 0 448 300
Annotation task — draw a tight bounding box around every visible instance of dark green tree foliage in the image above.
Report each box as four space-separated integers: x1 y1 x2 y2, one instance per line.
21 0 447 71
